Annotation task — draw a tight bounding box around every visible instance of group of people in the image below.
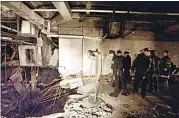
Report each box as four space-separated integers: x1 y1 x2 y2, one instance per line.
109 48 172 98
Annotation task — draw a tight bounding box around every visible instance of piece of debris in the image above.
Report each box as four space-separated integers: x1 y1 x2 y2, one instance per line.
64 94 114 118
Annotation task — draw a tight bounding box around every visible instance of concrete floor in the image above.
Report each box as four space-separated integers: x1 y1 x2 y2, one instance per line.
98 81 155 118
32 75 179 118
84 75 179 118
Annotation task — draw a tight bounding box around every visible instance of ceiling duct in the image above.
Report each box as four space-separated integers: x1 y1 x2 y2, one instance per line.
20 20 38 38
107 22 120 38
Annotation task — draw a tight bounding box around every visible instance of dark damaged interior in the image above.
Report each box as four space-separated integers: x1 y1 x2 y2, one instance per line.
1 1 179 118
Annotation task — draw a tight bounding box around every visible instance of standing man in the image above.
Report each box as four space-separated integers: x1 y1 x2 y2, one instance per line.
109 50 116 87
160 50 171 75
148 50 160 92
123 51 131 83
131 48 151 98
110 50 128 97
159 50 171 89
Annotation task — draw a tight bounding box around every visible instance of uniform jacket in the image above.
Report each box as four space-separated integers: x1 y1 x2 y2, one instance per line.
150 55 160 73
123 55 131 70
111 55 124 70
132 53 151 74
160 56 171 69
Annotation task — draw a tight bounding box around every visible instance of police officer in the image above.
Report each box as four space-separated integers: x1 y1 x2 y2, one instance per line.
132 48 151 98
123 51 131 83
110 50 127 97
148 50 160 92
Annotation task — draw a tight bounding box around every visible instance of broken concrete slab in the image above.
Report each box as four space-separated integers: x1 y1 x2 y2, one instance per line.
64 94 114 118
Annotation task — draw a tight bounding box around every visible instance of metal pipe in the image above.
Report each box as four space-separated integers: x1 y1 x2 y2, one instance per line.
31 8 179 16
1 25 18 32
71 9 179 16
1 37 35 45
1 21 17 23
88 49 102 103
1 24 52 36
81 28 84 78
33 9 58 12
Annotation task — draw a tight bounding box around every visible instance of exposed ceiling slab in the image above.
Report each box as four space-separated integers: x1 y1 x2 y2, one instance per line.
2 2 46 29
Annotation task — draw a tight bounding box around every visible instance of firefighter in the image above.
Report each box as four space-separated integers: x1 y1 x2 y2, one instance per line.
132 48 151 98
160 50 171 75
110 50 127 97
148 50 160 92
159 50 171 89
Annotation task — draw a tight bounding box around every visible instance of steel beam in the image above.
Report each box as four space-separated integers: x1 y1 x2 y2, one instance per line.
2 2 46 28
32 8 179 16
71 9 179 16
51 2 72 26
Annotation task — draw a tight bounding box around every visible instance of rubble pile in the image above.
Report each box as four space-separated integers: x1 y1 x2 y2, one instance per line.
1 65 76 117
1 80 41 117
153 102 179 117
36 68 60 84
64 95 114 118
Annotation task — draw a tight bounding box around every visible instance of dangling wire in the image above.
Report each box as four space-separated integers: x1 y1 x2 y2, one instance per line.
81 20 84 78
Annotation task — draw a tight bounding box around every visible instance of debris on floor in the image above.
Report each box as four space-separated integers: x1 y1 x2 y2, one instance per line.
1 70 179 118
63 94 114 118
153 102 179 118
1 66 77 118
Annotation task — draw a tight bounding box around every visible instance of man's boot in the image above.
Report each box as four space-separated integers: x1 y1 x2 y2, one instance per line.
110 92 119 97
121 91 129 96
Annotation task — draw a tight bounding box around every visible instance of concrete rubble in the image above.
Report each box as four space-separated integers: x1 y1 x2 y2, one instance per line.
1 63 74 118
63 94 114 118
60 78 114 118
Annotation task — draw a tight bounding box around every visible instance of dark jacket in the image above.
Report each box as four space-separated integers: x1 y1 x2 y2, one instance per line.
150 55 160 73
160 56 171 69
123 55 131 70
111 55 124 70
159 56 171 75
132 53 151 74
